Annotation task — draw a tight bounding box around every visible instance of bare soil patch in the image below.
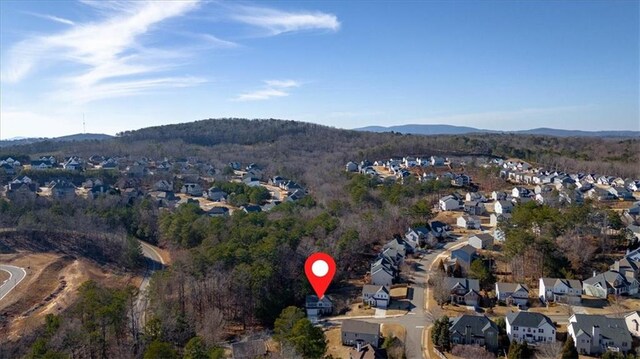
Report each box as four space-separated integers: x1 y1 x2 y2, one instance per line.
0 252 136 342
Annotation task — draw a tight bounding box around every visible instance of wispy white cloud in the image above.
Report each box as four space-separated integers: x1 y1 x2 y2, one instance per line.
2 1 202 103
23 12 76 26
234 79 300 101
229 5 340 36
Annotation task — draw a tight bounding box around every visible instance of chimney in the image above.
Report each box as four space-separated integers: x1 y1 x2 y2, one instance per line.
356 341 363 353
465 325 472 344
592 325 600 344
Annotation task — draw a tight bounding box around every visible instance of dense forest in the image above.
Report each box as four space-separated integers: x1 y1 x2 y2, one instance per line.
1 119 639 181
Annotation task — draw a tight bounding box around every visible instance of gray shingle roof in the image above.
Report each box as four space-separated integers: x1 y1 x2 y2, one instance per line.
496 282 529 294
342 320 380 336
444 277 480 292
362 285 389 296
450 315 498 336
506 311 553 328
570 314 631 343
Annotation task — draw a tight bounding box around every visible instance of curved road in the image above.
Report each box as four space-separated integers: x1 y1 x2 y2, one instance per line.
134 241 166 331
0 265 27 302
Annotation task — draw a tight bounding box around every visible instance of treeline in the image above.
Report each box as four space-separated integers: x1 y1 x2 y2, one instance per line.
499 201 629 281
0 195 155 267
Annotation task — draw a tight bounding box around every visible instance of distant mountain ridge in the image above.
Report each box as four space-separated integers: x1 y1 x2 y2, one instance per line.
356 124 640 137
0 133 113 147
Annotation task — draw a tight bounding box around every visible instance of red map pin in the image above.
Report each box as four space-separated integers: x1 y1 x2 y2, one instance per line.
305 252 336 299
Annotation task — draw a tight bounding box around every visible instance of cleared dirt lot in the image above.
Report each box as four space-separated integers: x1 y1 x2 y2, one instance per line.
0 251 137 342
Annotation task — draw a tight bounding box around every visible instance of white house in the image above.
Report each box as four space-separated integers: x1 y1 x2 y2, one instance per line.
624 311 640 337
469 233 494 250
568 314 632 356
539 278 582 305
506 311 556 344
439 195 462 211
457 215 481 230
362 285 390 309
494 200 514 214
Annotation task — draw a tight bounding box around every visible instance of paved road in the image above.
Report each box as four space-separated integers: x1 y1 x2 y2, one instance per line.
328 239 469 359
133 241 165 331
0 265 27 302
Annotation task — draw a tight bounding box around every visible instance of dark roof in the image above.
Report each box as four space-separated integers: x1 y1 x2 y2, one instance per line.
449 315 498 336
471 233 494 242
342 320 380 336
506 311 553 328
243 205 262 213
231 339 267 359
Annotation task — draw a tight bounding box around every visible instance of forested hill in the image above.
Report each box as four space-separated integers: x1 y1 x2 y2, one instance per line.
1 118 639 178
117 118 364 147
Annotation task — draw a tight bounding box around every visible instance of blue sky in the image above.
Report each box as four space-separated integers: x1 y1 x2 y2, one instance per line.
0 0 638 138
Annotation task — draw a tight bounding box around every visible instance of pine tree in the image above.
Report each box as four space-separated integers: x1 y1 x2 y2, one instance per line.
561 337 579 359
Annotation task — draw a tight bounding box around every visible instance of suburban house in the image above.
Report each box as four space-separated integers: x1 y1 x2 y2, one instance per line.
242 205 262 214
624 312 640 337
506 311 556 344
49 180 77 199
231 339 267 359
452 174 472 187
430 156 445 166
362 285 390 309
207 207 230 217
512 187 532 198
346 162 358 172
491 191 508 201
370 258 395 287
153 180 173 192
404 227 432 248
206 187 228 202
494 200 514 214
305 295 333 322
439 195 462 211
456 215 481 230
451 245 478 270
429 221 451 239
468 233 494 250
243 176 261 187
444 277 481 306
568 314 632 356
449 315 499 351
489 213 511 227
495 283 530 306
466 192 486 202
341 320 381 348
464 201 485 215
539 278 582 304
181 183 203 196
583 270 639 298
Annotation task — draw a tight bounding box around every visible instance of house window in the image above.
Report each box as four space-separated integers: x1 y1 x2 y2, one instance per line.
623 342 628 347
538 329 543 333
514 334 518 338
513 326 519 331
